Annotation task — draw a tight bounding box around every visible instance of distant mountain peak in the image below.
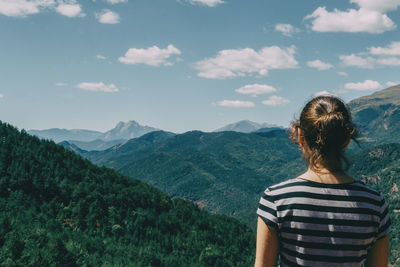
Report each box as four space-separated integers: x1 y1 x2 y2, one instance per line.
101 120 159 141
214 120 281 133
115 120 140 128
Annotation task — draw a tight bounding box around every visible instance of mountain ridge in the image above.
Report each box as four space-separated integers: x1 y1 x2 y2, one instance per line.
214 120 282 133
27 128 103 143
348 85 400 144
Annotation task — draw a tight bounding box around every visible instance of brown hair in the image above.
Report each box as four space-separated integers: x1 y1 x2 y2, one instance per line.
289 95 358 172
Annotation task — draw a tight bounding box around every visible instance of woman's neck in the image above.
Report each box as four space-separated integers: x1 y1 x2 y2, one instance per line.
299 167 355 184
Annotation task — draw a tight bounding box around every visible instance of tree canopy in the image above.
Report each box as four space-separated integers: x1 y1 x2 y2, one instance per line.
0 121 255 266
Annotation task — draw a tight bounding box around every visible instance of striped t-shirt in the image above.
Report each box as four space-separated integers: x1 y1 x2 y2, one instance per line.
257 177 391 267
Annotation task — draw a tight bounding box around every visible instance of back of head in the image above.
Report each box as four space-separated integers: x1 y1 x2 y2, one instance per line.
290 95 358 172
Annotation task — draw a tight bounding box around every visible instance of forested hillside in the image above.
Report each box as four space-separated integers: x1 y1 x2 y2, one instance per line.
80 129 306 227
0 121 255 266
349 143 400 264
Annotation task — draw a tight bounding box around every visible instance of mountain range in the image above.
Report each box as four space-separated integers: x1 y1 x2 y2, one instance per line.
28 120 159 151
68 85 400 229
29 84 400 150
27 128 103 143
29 120 159 143
29 120 281 151
213 120 282 133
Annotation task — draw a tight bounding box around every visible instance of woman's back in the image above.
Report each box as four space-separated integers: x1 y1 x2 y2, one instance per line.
257 177 390 266
255 95 390 266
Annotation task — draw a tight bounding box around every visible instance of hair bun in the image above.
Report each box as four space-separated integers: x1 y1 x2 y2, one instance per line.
289 95 358 172
316 111 344 125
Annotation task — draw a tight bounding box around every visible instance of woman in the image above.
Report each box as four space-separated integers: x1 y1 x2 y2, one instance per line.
255 96 391 267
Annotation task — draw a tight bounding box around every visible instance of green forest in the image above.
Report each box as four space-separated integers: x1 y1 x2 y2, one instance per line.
0 122 255 266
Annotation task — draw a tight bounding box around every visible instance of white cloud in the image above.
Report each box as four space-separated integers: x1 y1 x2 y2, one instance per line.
0 0 54 17
0 93 4 98
274 24 300 37
339 41 400 69
262 95 290 106
386 81 399 86
119 45 181 66
307 60 334 70
339 54 376 68
313 90 336 97
216 100 255 108
77 82 119 92
187 0 224 7
350 0 400 12
194 46 298 79
340 52 400 68
235 84 277 97
95 9 119 24
313 90 329 97
304 7 396 34
344 80 383 91
56 82 67 86
105 0 127 4
56 1 85 17
0 0 86 18
369 41 400 55
337 71 348 76
96 54 106 60
376 57 400 66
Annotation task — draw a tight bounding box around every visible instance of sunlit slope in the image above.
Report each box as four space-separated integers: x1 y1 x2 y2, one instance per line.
0 122 255 266
349 85 400 144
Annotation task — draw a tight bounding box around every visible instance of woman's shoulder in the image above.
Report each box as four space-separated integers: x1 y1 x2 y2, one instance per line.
262 177 304 194
264 177 385 199
268 177 303 190
348 180 386 199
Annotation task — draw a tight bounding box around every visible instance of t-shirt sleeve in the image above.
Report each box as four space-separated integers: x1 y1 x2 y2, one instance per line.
376 197 391 240
256 188 278 230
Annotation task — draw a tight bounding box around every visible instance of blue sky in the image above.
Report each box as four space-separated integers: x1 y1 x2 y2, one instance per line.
0 0 399 133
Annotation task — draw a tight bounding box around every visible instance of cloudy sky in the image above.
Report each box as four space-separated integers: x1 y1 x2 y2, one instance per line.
0 0 399 133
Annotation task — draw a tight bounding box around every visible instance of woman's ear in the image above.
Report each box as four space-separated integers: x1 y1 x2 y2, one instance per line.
297 128 305 148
